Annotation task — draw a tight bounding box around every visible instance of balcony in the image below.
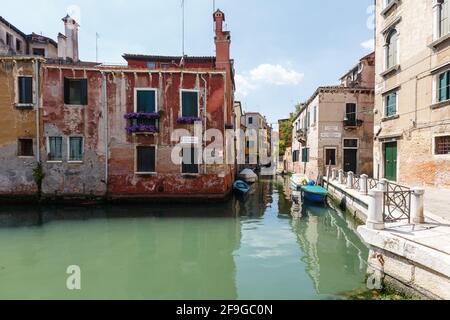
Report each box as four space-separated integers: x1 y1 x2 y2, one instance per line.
296 129 307 144
124 112 160 134
343 119 364 129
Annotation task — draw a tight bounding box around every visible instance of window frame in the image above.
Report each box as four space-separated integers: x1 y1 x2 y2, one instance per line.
343 138 359 149
324 147 337 166
64 78 88 106
47 136 64 163
67 136 84 163
385 29 399 70
17 138 34 158
134 88 158 113
433 134 450 157
135 145 157 175
181 145 200 175
384 90 398 117
302 147 310 163
16 75 34 107
345 103 357 125
180 89 200 118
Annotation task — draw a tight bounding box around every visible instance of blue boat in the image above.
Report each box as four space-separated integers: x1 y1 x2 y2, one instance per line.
301 186 328 204
233 180 251 196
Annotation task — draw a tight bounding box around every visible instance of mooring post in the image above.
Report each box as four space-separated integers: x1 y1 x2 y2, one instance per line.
338 170 344 185
331 168 337 181
411 188 425 224
347 172 354 189
367 189 385 230
360 174 369 195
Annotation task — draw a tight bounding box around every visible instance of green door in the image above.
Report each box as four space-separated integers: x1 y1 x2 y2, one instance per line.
384 142 397 181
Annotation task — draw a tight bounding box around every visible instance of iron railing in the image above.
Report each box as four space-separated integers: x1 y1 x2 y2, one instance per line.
383 182 412 223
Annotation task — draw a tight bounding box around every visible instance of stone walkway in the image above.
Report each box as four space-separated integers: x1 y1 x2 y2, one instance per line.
424 187 450 223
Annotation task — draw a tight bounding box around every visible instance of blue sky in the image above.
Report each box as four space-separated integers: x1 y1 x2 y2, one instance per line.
2 0 375 125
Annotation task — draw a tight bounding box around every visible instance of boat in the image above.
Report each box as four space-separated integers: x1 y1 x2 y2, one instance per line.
233 180 251 196
301 185 328 204
238 169 258 184
290 174 309 190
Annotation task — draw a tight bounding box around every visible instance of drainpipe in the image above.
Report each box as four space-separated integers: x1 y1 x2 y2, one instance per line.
201 74 208 175
34 59 40 163
102 73 109 190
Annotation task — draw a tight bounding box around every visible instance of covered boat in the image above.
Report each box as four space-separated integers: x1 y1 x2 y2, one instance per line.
238 169 258 184
290 174 309 190
301 186 328 204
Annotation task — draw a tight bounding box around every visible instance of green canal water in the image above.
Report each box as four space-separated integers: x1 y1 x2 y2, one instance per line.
0 178 369 300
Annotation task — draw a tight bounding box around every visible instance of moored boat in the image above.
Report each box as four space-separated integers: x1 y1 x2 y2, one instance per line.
238 169 258 184
301 185 328 204
233 180 251 196
290 174 309 190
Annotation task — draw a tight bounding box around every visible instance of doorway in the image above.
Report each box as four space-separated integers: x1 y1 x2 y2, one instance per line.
384 142 398 181
343 149 357 173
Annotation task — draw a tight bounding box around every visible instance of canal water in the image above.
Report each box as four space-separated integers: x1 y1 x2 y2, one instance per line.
0 178 369 300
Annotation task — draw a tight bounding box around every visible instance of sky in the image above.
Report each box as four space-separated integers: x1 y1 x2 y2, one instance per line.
1 0 375 126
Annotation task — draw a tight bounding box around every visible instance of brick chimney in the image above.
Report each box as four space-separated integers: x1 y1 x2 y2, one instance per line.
214 9 230 69
58 14 79 62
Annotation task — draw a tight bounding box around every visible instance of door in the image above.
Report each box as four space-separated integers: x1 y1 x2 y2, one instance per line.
384 142 398 181
343 149 357 173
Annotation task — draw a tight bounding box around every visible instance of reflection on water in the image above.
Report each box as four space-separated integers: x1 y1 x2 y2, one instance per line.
0 177 368 300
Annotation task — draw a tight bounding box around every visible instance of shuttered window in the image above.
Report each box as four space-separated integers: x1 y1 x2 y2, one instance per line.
182 146 199 174
181 91 199 117
325 148 336 166
385 91 397 117
48 137 63 161
18 77 33 105
18 139 33 157
69 137 84 162
293 150 300 162
302 148 310 163
346 103 357 125
64 78 88 105
439 71 450 102
136 90 156 113
137 146 156 173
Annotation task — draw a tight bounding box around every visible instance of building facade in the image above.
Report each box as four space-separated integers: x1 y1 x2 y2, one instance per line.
373 0 450 187
244 112 271 167
291 53 375 180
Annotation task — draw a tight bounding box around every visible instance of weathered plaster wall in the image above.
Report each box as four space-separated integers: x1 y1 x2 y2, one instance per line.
0 58 39 195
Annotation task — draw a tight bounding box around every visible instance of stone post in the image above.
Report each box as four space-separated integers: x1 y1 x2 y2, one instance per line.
411 188 425 224
338 170 344 185
331 168 337 181
367 189 385 230
347 172 354 189
360 174 369 195
378 179 388 192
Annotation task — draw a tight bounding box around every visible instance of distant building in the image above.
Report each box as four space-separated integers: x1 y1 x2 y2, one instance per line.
291 53 375 179
244 112 271 167
373 0 450 187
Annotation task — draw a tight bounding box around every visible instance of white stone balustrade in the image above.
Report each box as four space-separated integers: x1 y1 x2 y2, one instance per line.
331 168 337 181
411 188 425 224
378 179 388 192
347 172 354 189
367 189 385 230
338 170 344 185
360 174 368 195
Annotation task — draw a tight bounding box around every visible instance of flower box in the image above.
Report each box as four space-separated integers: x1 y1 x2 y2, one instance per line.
177 116 202 124
126 124 159 134
124 112 161 120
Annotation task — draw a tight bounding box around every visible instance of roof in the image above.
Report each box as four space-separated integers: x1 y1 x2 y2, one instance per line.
0 16 28 39
340 51 375 80
122 54 216 64
27 33 58 47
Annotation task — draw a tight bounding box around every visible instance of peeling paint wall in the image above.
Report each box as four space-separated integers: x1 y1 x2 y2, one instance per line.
0 58 40 195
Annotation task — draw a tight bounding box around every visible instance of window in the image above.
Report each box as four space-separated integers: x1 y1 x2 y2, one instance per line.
302 148 310 163
161 63 170 69
385 91 397 117
435 136 450 155
16 39 22 53
68 137 84 162
135 89 157 126
439 70 450 102
345 103 357 125
440 0 450 38
64 78 88 105
386 29 398 69
344 139 358 149
32 48 45 57
181 91 199 118
307 111 311 127
325 148 336 166
6 33 12 47
293 150 300 162
248 117 253 125
182 146 199 174
136 146 156 173
48 137 63 161
313 106 317 124
147 62 156 69
18 139 33 157
18 76 33 105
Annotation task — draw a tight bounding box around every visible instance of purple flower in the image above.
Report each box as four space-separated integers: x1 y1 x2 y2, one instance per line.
124 112 161 120
177 116 202 124
125 124 158 134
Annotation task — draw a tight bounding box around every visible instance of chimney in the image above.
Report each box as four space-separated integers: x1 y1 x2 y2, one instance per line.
213 9 230 68
60 15 79 62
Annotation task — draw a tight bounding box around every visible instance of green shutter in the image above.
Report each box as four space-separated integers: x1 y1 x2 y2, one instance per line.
80 79 88 105
182 92 199 117
137 146 156 173
64 78 70 104
137 90 156 113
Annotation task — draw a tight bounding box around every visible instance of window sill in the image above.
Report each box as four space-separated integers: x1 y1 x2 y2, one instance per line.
380 65 400 78
15 103 34 109
135 172 157 176
64 104 86 108
380 0 399 17
68 161 84 164
18 156 35 159
429 33 450 50
381 114 400 122
182 173 200 178
430 99 450 110
47 161 63 163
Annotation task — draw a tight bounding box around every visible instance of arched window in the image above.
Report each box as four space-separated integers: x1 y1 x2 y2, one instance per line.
386 29 398 69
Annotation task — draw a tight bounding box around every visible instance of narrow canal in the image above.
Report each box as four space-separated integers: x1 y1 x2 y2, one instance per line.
0 178 369 300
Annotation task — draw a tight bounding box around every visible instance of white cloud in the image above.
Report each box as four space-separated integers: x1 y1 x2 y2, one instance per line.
236 64 304 98
361 38 375 51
